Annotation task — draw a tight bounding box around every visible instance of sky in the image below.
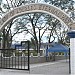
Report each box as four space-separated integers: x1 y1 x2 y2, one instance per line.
12 31 58 44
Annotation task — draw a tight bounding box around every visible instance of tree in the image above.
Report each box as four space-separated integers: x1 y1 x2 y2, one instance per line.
0 0 37 49
13 13 49 53
0 0 74 52
44 0 74 10
43 0 75 44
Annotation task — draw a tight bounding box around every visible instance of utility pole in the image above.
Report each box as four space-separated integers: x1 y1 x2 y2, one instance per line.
38 28 41 53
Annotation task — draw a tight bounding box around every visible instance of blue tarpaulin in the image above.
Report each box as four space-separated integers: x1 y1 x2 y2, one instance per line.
47 44 69 52
46 43 69 56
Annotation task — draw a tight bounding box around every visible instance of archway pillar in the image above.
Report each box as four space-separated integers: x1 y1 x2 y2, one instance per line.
68 31 75 74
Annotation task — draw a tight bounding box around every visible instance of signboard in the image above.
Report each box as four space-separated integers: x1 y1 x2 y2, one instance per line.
0 3 74 31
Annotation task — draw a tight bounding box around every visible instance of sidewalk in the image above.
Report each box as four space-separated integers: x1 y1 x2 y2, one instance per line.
0 60 69 75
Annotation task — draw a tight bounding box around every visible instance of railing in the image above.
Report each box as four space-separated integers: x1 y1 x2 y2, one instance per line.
0 41 30 70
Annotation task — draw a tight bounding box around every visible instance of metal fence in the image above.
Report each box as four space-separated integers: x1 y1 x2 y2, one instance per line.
0 41 30 70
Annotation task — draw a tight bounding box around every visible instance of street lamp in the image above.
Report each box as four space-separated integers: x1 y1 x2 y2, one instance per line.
38 28 41 53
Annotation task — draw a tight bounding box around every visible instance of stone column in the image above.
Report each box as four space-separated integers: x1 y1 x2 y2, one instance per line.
68 31 75 74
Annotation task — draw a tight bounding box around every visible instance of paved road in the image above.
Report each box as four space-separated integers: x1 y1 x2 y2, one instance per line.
0 60 69 75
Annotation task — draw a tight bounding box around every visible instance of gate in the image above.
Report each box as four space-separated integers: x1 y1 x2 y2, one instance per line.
0 41 30 70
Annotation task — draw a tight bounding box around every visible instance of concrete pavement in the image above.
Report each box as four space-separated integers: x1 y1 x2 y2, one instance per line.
0 60 69 75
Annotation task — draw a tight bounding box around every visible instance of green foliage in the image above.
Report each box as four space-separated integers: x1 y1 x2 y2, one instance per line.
30 50 38 56
2 50 13 57
15 50 22 56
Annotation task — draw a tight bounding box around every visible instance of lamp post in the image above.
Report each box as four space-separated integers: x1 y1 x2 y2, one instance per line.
38 28 41 53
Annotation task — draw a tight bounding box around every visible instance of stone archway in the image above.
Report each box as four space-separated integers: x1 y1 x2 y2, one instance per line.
0 3 75 74
0 3 74 30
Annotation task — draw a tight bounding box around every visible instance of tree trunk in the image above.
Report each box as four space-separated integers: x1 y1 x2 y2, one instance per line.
31 19 39 53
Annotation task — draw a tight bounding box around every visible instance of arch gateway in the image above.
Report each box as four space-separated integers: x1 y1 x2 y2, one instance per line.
0 3 75 74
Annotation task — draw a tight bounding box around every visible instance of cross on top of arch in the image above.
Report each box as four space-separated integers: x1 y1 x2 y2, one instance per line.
0 3 75 31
